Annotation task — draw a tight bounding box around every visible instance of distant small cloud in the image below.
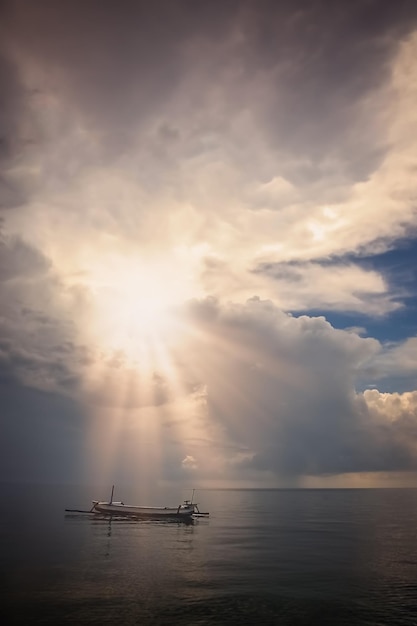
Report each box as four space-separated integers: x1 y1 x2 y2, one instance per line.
182 455 198 470
344 326 367 336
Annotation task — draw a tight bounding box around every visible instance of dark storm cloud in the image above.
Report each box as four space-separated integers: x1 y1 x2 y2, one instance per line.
0 40 22 159
183 297 417 476
241 390 417 476
0 227 92 394
240 0 417 178
2 0 417 178
0 0 240 155
0 38 31 208
0 379 89 482
0 237 93 480
0 230 50 281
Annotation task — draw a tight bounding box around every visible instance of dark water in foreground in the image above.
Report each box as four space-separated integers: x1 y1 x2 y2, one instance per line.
1 486 417 625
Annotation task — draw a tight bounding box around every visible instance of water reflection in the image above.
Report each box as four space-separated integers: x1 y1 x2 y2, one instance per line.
2 486 417 625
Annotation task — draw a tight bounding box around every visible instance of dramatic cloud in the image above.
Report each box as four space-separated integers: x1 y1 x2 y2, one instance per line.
176 298 417 478
1 0 417 486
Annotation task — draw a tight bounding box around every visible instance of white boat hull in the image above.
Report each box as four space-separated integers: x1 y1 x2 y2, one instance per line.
92 500 195 518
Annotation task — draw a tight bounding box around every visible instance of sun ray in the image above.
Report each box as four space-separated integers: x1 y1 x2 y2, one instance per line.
77 251 207 488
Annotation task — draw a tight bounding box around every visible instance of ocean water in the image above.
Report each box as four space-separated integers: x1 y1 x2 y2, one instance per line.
1 486 417 625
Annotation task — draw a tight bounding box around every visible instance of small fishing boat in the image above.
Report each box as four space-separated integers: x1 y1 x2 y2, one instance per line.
90 486 209 519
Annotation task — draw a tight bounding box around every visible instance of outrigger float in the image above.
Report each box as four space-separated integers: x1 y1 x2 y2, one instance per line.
66 486 209 520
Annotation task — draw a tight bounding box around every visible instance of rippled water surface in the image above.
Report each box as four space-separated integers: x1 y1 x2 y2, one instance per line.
1 486 417 624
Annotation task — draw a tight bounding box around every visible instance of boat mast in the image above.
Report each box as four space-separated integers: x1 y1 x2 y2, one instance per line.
110 485 114 504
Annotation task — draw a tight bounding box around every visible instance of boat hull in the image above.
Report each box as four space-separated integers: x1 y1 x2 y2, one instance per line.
92 501 195 518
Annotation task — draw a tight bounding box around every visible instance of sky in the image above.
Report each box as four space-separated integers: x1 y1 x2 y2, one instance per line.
1 0 417 490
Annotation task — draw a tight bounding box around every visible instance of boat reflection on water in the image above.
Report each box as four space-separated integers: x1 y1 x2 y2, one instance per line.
89 512 196 525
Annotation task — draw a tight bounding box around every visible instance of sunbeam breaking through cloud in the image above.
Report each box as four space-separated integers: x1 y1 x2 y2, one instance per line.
1 0 417 488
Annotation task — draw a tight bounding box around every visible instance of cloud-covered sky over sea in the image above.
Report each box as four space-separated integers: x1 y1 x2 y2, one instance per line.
1 0 417 488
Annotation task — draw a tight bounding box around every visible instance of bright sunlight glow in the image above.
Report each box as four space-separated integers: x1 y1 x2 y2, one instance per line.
85 253 198 363
80 251 209 487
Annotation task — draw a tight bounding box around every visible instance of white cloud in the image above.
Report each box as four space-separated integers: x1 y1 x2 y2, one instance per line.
3 30 416 324
182 455 198 470
364 389 417 422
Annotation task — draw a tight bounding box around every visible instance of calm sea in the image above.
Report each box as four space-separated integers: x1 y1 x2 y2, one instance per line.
1 485 417 625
